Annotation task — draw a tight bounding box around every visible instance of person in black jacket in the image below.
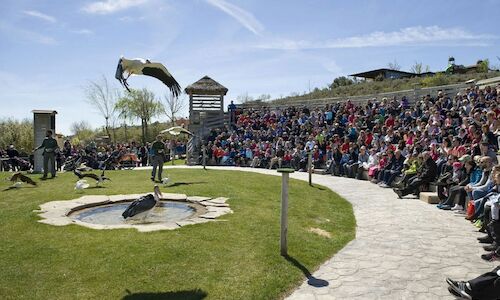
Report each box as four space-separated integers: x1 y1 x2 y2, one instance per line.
393 151 437 198
327 145 343 176
446 266 500 300
6 144 20 171
378 150 405 188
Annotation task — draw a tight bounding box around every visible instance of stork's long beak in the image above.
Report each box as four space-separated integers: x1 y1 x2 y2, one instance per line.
153 185 162 199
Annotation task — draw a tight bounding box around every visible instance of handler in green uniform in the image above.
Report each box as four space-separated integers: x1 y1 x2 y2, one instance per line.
150 135 166 182
35 130 59 179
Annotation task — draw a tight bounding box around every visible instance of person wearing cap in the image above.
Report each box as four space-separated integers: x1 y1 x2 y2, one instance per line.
150 135 166 182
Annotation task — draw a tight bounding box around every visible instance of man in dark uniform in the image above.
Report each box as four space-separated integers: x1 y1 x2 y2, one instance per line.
150 135 165 182
35 130 59 179
447 266 500 299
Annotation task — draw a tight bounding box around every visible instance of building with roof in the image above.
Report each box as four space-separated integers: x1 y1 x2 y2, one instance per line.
349 68 434 81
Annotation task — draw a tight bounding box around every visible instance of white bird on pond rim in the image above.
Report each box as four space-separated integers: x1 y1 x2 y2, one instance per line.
115 56 181 97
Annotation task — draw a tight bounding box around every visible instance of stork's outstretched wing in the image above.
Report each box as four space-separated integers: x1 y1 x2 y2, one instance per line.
160 126 194 136
142 62 181 97
19 174 36 186
115 58 131 92
9 173 20 182
9 172 36 186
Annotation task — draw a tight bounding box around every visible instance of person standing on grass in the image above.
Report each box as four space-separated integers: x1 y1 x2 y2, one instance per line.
34 130 59 179
150 135 165 182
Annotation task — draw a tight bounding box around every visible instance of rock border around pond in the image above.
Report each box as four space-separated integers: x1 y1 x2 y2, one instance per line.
34 194 232 232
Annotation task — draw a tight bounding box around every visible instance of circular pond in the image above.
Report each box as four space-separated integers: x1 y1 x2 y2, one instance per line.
69 201 196 225
36 193 231 232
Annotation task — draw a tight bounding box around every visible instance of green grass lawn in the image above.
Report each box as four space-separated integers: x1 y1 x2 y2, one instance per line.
0 169 355 300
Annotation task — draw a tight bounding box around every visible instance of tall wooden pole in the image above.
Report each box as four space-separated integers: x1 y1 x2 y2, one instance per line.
202 144 207 170
171 140 175 165
277 168 294 256
307 150 313 186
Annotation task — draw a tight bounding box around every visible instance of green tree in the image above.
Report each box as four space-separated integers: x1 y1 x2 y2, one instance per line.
476 59 490 73
421 72 449 87
329 76 354 89
70 120 95 145
115 88 164 144
0 118 33 153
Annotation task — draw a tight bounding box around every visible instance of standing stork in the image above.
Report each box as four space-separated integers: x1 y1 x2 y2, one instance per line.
115 56 181 97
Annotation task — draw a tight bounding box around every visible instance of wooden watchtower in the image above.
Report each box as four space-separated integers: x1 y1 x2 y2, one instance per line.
185 76 228 164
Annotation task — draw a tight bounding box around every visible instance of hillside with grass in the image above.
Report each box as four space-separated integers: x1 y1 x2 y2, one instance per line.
258 71 500 106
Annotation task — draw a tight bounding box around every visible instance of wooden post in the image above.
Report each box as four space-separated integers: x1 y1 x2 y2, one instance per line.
171 143 175 166
186 137 190 165
277 168 294 256
307 150 313 186
202 144 207 170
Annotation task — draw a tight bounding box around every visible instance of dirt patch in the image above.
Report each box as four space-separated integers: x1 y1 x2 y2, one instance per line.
308 227 332 238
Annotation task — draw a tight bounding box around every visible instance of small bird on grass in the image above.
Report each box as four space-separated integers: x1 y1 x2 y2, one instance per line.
74 180 90 191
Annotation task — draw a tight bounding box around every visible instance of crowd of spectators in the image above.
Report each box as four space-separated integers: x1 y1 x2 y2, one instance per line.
1 139 187 171
202 84 500 267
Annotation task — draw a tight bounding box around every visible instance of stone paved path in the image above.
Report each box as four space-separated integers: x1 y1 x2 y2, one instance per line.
139 166 495 299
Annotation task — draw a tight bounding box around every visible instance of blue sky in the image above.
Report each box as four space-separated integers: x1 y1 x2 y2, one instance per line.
1 0 499 135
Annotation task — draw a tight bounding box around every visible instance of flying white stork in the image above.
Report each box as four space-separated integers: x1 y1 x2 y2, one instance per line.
160 126 194 136
115 56 181 97
122 185 163 221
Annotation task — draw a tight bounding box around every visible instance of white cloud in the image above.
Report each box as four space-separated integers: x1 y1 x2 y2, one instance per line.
257 26 496 50
22 10 57 23
0 22 57 45
82 0 148 14
119 15 145 22
71 29 94 35
205 0 264 35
